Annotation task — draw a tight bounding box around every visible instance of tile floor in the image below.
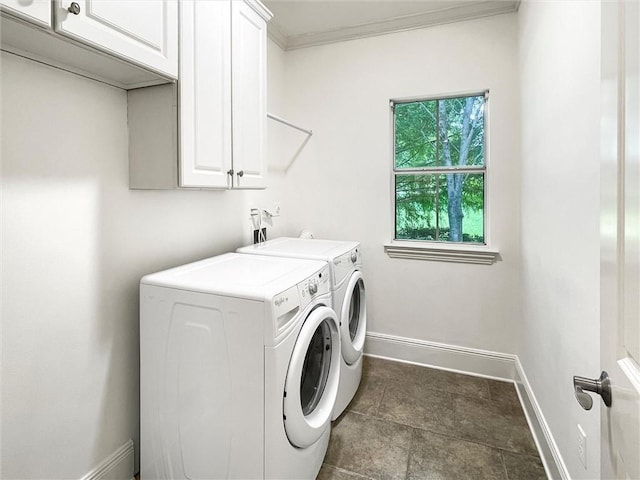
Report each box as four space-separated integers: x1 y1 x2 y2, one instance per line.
318 356 547 480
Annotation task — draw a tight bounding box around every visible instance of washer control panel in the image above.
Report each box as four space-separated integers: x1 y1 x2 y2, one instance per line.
298 265 330 308
272 265 329 338
333 246 361 284
266 262 333 343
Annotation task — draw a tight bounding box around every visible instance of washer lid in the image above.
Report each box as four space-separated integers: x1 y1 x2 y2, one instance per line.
141 253 326 300
237 237 359 261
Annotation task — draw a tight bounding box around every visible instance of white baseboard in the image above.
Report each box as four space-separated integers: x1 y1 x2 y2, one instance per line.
80 439 135 480
515 358 569 480
364 332 566 480
364 331 516 381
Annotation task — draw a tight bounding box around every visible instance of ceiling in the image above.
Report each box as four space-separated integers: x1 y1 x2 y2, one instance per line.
262 0 520 51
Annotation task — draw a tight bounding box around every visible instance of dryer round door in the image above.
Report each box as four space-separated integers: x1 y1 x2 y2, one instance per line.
340 270 366 365
283 305 340 448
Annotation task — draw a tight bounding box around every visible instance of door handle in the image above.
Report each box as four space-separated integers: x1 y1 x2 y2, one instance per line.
67 2 81 15
573 371 612 410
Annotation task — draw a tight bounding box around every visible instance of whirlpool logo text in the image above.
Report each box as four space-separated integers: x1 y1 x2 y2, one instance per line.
275 296 288 307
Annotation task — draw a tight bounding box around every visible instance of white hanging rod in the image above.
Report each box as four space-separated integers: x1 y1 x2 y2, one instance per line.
267 113 313 136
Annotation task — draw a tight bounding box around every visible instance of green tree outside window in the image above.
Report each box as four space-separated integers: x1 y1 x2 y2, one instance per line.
393 93 486 243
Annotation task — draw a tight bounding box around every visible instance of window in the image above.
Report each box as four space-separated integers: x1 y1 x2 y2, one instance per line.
392 93 487 244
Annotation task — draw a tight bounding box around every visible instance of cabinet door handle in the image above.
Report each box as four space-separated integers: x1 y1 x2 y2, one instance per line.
237 170 244 178
227 169 234 176
68 2 81 15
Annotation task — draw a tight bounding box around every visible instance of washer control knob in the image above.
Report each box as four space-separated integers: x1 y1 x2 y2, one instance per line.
350 251 357 263
308 280 318 296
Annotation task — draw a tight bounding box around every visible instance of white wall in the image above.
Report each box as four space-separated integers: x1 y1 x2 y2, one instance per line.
245 39 292 239
518 2 601 478
0 53 251 478
272 14 521 354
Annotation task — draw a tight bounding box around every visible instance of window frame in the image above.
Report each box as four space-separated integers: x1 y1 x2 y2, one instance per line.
386 90 499 265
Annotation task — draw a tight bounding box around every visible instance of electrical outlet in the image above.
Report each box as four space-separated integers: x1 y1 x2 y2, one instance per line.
577 424 587 469
253 228 267 244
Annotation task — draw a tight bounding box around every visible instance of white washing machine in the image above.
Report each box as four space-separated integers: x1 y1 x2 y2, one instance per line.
237 237 366 420
140 253 340 480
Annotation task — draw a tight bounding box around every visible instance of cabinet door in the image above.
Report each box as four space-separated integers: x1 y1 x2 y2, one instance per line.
54 0 177 78
179 0 232 189
0 0 51 27
231 0 268 189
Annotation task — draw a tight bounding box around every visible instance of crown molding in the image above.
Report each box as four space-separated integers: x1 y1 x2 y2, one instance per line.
268 1 519 51
267 21 288 50
245 0 273 22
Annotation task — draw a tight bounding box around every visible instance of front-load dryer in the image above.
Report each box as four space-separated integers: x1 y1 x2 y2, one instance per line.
140 253 340 479
237 237 366 419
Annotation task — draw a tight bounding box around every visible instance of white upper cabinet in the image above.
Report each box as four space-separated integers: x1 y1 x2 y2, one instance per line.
178 0 271 190
1 0 176 87
231 0 268 189
54 0 178 78
179 0 232 189
0 0 51 27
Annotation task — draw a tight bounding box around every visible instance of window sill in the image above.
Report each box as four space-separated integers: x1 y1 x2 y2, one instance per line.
384 241 500 265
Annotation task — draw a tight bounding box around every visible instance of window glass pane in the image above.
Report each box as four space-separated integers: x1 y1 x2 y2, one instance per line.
395 174 438 240
437 175 449 239
438 173 484 243
394 94 485 169
395 173 485 243
437 96 485 167
394 100 437 169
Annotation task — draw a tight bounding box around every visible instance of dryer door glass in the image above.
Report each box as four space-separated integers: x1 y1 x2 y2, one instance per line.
300 320 332 415
340 271 367 365
348 279 364 341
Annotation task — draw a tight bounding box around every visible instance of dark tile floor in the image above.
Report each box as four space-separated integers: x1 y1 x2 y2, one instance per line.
318 356 547 480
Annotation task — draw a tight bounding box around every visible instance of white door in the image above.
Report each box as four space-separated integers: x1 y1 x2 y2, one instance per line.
54 0 177 78
178 0 232 189
231 0 268 189
600 1 640 478
0 0 51 27
283 306 340 448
